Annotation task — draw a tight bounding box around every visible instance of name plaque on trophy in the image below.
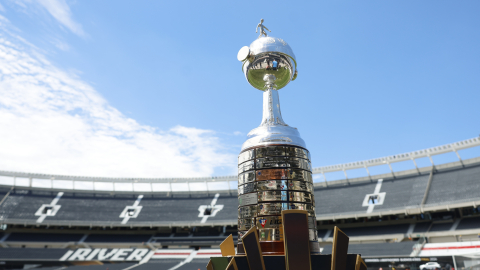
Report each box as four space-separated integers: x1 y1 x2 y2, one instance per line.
239 202 315 218
238 182 257 195
256 146 286 158
288 181 314 192
238 205 257 219
256 216 283 229
256 157 312 171
289 203 315 216
255 146 311 160
239 193 259 206
258 191 288 202
238 218 256 231
238 160 255 174
238 149 255 164
256 169 289 180
256 180 288 191
256 168 312 182
289 191 314 203
252 180 313 192
257 202 289 216
285 146 310 160
258 228 284 241
238 171 256 185
256 227 317 242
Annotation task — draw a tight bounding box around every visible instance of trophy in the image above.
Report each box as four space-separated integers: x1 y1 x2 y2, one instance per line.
208 20 366 270
236 19 320 255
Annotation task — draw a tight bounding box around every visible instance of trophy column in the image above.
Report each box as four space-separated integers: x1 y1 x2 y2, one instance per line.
237 144 319 255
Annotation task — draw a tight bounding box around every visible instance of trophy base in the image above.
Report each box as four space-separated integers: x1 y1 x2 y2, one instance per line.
237 241 320 255
237 241 284 255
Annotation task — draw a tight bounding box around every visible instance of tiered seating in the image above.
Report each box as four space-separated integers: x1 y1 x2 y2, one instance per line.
6 233 83 242
314 174 430 216
0 190 57 221
456 216 480 230
321 242 414 257
173 231 190 237
193 228 221 237
0 190 238 225
154 233 172 237
429 222 454 232
425 165 480 205
412 222 431 233
339 224 409 237
0 164 479 227
372 174 429 211
49 193 137 223
314 181 377 216
0 247 67 260
85 234 152 243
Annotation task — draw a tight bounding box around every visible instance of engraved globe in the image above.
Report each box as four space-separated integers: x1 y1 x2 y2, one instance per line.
238 36 298 91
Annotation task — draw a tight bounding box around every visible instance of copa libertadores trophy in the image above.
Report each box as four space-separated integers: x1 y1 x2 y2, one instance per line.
236 19 320 255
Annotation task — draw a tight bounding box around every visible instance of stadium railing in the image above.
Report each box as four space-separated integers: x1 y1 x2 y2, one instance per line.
0 137 478 194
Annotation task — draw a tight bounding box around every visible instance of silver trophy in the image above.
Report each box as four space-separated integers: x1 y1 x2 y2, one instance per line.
237 19 304 151
236 20 319 255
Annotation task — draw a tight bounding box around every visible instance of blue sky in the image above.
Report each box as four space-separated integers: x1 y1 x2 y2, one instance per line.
0 1 479 179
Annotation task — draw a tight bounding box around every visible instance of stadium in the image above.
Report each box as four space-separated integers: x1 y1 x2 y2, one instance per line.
0 137 478 270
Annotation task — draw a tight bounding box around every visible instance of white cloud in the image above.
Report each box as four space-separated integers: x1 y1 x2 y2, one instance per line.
37 0 85 37
9 0 85 37
0 19 236 178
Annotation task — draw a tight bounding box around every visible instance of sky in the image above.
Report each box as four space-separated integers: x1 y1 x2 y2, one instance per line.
0 0 479 180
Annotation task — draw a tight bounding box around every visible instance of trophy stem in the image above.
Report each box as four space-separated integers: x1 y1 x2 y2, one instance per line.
260 88 287 127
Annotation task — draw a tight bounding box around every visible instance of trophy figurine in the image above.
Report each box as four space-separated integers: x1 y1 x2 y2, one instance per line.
236 19 319 255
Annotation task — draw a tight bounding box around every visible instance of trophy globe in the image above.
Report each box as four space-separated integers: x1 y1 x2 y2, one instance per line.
236 20 319 255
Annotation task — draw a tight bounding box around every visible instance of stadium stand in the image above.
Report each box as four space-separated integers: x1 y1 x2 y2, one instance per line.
0 138 478 269
314 174 431 217
338 224 410 237
456 216 480 230
1 163 478 228
0 189 238 226
85 234 152 243
412 221 432 233
321 242 414 257
425 165 480 205
6 233 83 242
429 222 454 232
0 247 68 260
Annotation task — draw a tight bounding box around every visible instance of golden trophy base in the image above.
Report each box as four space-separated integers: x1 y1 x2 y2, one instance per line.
208 211 367 270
